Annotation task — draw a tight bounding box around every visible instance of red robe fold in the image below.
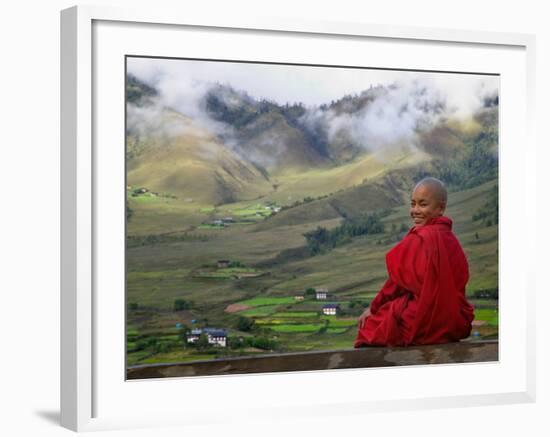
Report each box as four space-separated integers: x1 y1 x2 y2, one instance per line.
354 216 474 347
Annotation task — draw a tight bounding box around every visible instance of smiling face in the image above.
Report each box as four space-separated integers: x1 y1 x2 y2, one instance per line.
410 184 446 226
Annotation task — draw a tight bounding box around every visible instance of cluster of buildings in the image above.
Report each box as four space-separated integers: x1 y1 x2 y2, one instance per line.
183 287 342 349
312 287 342 315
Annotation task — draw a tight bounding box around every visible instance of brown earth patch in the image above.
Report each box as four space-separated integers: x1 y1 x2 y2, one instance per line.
224 303 251 313
472 320 488 327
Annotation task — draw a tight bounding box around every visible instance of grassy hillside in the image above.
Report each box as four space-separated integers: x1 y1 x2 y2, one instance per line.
127 140 433 235
126 178 498 365
127 110 273 207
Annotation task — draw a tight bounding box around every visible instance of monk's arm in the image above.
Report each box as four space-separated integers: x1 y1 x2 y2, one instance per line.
386 232 427 301
369 233 427 315
369 278 406 314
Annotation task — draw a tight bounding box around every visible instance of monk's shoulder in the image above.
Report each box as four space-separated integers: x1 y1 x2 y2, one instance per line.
405 226 427 241
414 224 445 239
405 226 439 254
417 224 461 241
416 225 467 256
386 229 430 271
395 228 425 251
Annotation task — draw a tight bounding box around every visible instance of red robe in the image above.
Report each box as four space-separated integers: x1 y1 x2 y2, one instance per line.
354 216 474 347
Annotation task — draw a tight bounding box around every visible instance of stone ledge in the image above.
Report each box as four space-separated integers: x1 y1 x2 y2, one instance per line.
126 340 498 380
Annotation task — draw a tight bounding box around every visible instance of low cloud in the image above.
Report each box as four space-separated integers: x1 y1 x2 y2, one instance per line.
299 80 447 153
127 57 498 160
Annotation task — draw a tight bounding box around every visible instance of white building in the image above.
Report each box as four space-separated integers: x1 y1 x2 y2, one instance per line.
315 288 328 300
186 328 203 343
186 328 228 347
322 304 340 316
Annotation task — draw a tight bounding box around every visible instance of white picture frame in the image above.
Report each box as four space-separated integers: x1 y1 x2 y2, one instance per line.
60 5 536 432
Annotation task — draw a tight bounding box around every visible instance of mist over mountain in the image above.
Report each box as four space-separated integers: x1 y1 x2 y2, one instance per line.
126 71 498 205
200 79 455 168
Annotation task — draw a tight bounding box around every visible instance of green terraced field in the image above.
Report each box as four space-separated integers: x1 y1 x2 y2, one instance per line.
238 297 297 306
127 175 499 365
268 324 324 333
271 311 319 318
474 308 499 326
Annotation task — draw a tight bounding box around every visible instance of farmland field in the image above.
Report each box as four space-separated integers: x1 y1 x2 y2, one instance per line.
126 179 499 366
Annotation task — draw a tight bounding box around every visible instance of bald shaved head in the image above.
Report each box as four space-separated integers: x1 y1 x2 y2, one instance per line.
414 177 447 205
410 177 447 226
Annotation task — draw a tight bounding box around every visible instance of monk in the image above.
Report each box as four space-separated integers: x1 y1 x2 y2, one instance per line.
354 177 474 347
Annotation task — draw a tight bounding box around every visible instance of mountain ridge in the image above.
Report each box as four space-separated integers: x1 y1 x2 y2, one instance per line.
126 74 498 209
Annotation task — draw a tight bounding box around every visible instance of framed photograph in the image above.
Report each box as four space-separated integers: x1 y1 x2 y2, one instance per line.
61 5 536 432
